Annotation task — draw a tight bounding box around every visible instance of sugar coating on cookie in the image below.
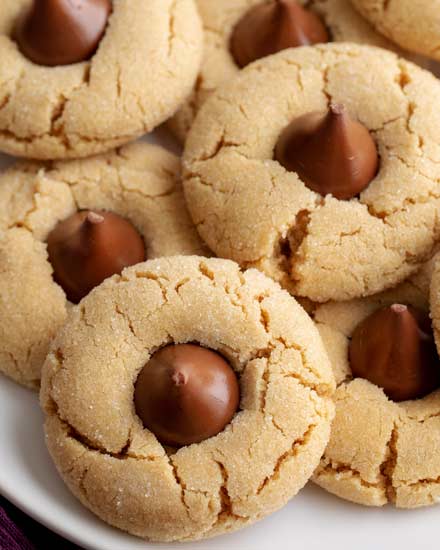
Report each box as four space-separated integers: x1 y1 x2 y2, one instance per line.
183 43 440 302
351 0 440 61
170 0 417 141
0 0 202 159
40 256 335 542
313 257 440 508
0 143 207 389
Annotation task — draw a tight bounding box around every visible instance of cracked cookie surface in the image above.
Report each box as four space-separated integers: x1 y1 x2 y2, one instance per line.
350 0 440 61
0 0 202 159
313 257 440 508
0 142 207 389
170 0 422 141
183 43 440 302
40 255 335 542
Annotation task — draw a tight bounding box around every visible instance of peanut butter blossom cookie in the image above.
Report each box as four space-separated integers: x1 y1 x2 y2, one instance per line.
0 0 202 159
40 256 335 542
351 0 440 61
313 258 440 508
0 143 207 389
170 0 415 141
183 43 440 302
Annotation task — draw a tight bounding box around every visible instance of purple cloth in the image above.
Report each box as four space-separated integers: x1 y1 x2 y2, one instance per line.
0 503 34 550
0 497 80 550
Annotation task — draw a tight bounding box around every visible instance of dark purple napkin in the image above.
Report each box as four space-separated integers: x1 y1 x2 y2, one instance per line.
0 497 80 550
0 502 34 550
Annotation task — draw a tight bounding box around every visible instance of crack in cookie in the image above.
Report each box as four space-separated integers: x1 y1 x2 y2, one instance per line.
40 256 335 542
0 0 203 159
313 258 440 508
0 143 207 388
183 44 440 302
170 0 417 141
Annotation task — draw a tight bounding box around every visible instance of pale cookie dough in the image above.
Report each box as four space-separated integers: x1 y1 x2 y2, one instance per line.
170 0 422 141
183 43 440 303
0 142 207 389
40 256 335 542
351 0 440 61
313 258 440 508
0 0 202 159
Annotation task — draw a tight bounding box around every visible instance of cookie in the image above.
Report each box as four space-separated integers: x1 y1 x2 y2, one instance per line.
39 255 335 542
313 257 440 508
0 142 207 389
0 0 202 159
351 0 440 61
183 43 440 303
170 0 422 141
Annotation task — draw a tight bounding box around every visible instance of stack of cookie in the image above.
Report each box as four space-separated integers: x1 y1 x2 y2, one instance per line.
0 0 440 544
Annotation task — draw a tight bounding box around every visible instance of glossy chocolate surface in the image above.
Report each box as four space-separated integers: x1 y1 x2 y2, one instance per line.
16 0 111 66
47 210 145 303
350 304 440 402
230 0 329 68
275 103 379 199
134 344 240 447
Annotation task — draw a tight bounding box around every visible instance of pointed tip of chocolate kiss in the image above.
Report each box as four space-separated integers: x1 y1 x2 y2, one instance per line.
390 303 408 314
171 370 188 387
274 102 379 200
329 103 346 116
349 304 440 402
275 0 303 14
275 0 323 32
230 0 329 68
86 211 105 225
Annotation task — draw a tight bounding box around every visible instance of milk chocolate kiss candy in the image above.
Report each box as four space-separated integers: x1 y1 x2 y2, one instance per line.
47 210 145 303
230 0 329 68
275 103 379 200
16 0 111 66
349 304 440 402
134 344 240 447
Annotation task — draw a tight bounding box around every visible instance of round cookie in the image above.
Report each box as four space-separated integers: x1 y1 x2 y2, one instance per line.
0 0 202 159
183 43 440 303
350 0 440 61
0 142 207 389
40 255 335 542
170 0 420 141
313 257 440 508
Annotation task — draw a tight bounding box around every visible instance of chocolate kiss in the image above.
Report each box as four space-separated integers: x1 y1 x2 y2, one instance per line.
15 0 112 66
349 304 440 402
134 344 240 447
274 103 379 200
230 0 329 68
47 210 146 303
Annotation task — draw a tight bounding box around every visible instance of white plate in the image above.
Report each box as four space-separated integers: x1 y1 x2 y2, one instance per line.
2 368 440 550
2 60 440 547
